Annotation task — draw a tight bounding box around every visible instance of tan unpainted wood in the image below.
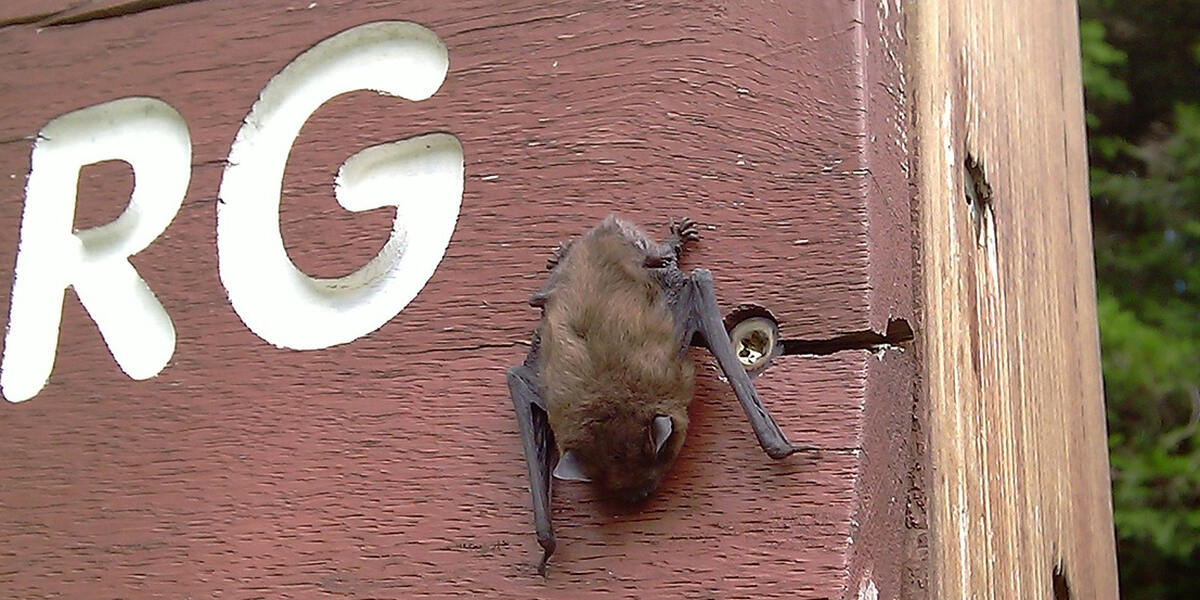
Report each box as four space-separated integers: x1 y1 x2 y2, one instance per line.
909 0 1119 598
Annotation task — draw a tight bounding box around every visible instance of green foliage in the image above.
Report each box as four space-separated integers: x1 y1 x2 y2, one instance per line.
1080 19 1130 129
1101 294 1200 563
1081 1 1200 597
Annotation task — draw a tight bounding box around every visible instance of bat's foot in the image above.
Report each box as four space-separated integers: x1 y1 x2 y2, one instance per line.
669 217 701 245
667 217 700 261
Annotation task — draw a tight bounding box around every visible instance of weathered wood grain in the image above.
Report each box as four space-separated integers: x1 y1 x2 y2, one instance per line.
0 0 914 597
910 0 1119 598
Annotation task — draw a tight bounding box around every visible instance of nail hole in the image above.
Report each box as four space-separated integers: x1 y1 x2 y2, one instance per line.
1052 561 1072 600
964 153 992 208
963 152 996 248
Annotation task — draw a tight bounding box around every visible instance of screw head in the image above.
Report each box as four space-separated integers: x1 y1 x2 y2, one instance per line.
728 315 780 373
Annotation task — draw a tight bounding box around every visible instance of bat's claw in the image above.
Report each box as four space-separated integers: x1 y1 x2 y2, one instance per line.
759 433 797 459
670 217 701 244
546 240 573 271
766 443 797 460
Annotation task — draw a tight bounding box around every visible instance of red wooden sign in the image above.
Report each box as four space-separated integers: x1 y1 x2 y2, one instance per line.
0 1 911 596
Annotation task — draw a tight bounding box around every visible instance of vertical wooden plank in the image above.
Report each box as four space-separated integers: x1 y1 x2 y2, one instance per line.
909 0 1119 598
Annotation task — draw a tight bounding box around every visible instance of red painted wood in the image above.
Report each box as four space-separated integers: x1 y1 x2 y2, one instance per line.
0 0 913 597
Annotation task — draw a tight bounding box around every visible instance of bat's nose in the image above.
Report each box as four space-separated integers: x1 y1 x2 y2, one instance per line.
626 484 655 504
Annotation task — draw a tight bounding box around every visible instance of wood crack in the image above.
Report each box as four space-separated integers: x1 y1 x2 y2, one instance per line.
2 0 204 28
781 318 914 356
0 10 60 28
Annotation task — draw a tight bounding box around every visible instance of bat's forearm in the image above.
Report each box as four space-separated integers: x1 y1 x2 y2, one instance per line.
691 269 795 459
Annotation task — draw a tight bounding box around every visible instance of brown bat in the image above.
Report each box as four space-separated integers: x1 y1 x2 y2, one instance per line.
506 216 795 574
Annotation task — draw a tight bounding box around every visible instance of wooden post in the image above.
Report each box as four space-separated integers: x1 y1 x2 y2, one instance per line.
909 0 1120 598
0 1 1115 598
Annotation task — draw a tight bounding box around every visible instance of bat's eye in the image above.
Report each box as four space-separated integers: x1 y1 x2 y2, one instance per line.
727 309 781 374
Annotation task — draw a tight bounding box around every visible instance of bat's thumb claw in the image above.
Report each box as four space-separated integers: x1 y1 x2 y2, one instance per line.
536 536 556 576
766 442 797 460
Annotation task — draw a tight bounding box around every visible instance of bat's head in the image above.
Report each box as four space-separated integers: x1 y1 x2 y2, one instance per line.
554 410 689 503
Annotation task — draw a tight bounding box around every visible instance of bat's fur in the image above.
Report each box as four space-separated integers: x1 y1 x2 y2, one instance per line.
538 218 693 502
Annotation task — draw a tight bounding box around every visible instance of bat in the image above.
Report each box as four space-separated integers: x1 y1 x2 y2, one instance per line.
506 215 795 574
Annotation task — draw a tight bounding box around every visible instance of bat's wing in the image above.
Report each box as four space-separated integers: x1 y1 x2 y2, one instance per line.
679 269 796 459
506 350 557 574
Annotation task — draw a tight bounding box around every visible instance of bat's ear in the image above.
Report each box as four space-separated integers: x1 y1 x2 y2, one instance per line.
552 450 592 482
651 415 673 454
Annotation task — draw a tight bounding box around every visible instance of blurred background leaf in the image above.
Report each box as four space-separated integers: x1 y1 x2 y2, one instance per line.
1080 1 1200 597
